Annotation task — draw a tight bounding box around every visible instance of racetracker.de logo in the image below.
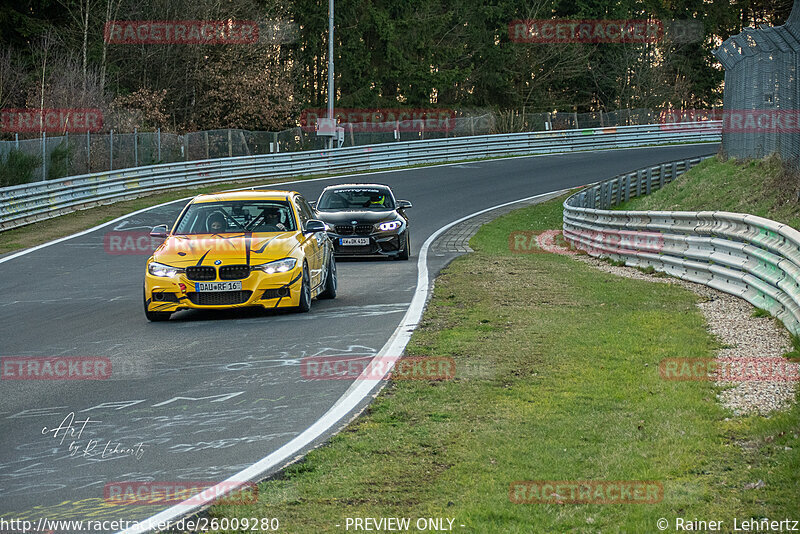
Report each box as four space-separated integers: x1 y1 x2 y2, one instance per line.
103 481 257 505
301 356 456 381
104 231 248 255
1 357 111 380
300 109 456 133
509 480 663 504
0 108 103 133
659 358 800 382
509 229 664 256
104 20 258 44
660 109 800 133
104 231 164 255
509 19 663 43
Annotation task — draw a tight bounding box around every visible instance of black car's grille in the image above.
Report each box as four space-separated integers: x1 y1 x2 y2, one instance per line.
334 224 374 235
219 265 250 280
186 266 216 281
355 224 373 235
187 291 252 305
334 245 376 255
335 225 354 235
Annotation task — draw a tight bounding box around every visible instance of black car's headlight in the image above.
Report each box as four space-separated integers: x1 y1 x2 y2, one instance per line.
377 220 403 232
252 258 297 274
148 262 184 277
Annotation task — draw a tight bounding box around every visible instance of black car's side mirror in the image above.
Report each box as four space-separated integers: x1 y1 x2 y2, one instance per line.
150 224 169 238
304 219 326 234
397 200 412 209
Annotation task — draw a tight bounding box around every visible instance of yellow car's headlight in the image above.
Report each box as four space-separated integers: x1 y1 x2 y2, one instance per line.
252 258 297 274
148 262 184 277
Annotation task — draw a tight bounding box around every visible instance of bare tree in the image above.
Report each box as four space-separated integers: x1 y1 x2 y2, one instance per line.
0 50 27 111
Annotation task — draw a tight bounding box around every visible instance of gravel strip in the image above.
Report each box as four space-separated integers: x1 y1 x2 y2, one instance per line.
574 255 799 416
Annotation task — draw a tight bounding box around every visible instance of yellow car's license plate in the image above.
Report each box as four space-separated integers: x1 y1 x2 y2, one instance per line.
195 281 243 292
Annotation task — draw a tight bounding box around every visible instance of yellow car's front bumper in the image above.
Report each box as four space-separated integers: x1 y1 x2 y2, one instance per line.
144 267 304 313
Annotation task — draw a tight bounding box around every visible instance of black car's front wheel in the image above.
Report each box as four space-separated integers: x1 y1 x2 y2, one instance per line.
319 254 337 299
398 231 410 260
297 264 312 312
143 286 172 322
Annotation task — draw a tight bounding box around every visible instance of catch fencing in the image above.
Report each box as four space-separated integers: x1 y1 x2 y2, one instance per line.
0 107 699 183
714 4 800 165
0 122 720 231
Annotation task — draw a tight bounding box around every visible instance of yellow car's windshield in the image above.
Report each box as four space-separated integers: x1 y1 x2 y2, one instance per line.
173 200 296 234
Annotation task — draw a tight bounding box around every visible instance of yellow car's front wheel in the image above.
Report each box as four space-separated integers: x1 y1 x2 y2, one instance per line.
297 264 311 313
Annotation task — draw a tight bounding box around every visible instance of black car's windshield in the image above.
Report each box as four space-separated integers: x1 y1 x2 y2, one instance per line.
317 188 395 211
173 200 296 234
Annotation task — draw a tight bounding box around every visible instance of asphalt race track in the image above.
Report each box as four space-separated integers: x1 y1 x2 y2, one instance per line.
0 144 716 532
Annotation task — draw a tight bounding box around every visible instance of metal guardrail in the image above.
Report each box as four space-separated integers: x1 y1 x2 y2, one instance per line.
563 155 800 335
1 122 720 232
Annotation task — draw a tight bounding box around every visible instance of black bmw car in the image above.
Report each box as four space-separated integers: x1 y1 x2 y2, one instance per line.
311 184 412 260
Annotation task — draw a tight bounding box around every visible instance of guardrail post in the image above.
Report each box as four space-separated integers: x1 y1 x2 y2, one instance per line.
87 131 91 173
573 112 579 129
228 129 233 157
157 128 161 162
646 167 652 195
204 132 210 159
659 164 666 189
624 173 630 202
109 129 114 171
15 133 18 149
134 127 138 167
636 169 643 197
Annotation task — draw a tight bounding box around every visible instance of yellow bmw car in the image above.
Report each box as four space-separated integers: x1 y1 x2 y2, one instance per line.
144 190 336 321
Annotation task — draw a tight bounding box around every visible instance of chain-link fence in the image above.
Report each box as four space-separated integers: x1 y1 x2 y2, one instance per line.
714 1 800 166
0 107 689 186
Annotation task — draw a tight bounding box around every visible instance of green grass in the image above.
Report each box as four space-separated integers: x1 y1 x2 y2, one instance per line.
618 155 800 228
206 196 799 533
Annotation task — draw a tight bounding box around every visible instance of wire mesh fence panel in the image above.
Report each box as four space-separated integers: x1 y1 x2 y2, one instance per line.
714 4 800 167
0 105 722 184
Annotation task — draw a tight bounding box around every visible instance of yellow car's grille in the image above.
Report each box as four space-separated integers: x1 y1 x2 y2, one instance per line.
219 265 251 280
187 290 252 305
186 266 216 281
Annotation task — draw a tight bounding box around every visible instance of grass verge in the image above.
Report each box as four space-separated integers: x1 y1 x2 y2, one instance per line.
618 154 800 228
207 196 799 533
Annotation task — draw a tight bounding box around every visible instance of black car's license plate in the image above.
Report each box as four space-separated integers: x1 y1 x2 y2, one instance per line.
340 237 369 246
195 281 243 292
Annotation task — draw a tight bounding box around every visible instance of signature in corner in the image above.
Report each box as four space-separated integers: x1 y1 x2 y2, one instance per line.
41 411 146 460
